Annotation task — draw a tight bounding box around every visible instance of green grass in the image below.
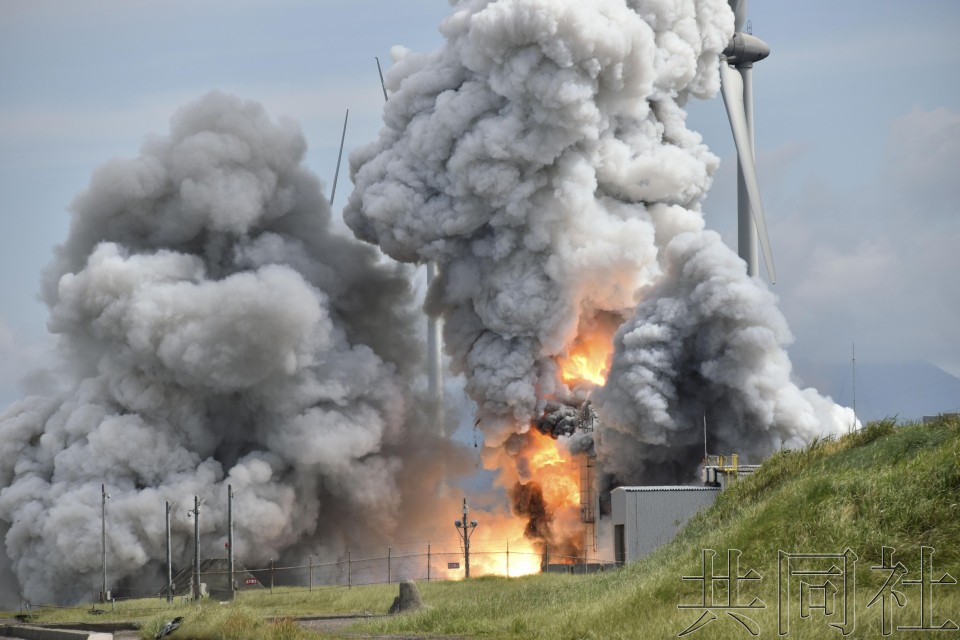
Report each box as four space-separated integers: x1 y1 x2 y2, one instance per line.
5 417 959 639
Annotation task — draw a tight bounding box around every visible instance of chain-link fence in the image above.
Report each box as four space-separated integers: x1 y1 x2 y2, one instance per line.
198 539 617 593
11 539 618 618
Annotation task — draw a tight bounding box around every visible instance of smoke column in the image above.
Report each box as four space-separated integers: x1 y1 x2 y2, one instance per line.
0 92 425 604
346 0 726 442
346 0 853 496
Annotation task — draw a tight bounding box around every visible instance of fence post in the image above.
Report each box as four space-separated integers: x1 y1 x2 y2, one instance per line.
427 543 431 582
309 555 313 592
506 541 510 578
347 548 352 589
270 559 274 594
388 547 392 584
544 543 549 570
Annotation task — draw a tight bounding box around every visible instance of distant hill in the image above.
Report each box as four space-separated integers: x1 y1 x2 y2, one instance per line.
791 359 960 423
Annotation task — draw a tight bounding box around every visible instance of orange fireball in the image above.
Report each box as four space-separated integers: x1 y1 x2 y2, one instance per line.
556 313 619 387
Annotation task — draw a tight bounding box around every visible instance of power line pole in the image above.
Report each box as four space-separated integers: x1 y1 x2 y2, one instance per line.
454 498 478 578
190 496 201 600
101 484 110 602
227 485 235 596
165 501 173 602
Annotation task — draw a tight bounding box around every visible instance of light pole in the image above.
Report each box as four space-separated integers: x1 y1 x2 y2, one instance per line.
454 498 478 578
101 484 110 602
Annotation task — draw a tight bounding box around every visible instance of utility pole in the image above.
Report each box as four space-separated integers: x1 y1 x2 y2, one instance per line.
101 484 109 602
454 498 478 578
165 502 173 602
190 496 201 600
227 485 235 595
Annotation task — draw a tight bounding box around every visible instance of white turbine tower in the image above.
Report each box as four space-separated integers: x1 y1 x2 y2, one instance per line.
719 0 776 283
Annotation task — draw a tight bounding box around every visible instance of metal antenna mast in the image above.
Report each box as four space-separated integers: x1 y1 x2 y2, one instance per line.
703 415 708 460
852 343 857 431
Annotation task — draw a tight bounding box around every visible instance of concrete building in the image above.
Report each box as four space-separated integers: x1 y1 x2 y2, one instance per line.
611 486 720 564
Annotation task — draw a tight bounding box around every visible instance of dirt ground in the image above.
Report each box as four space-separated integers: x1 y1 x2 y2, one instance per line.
1 615 465 640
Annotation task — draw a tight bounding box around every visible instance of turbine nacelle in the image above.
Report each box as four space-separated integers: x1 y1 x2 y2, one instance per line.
723 32 770 67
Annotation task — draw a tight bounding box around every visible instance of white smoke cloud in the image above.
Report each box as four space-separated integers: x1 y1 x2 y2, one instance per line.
0 91 424 604
346 0 852 489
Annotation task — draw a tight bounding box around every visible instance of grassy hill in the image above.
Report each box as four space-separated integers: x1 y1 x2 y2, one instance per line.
6 417 958 639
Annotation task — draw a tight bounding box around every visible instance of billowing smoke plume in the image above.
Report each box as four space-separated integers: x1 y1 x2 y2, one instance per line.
0 92 427 604
345 0 729 443
346 0 852 503
593 231 856 484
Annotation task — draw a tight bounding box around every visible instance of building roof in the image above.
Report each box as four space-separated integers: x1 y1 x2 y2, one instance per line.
613 485 720 492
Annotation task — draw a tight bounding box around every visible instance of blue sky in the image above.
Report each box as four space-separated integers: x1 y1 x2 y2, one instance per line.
1 0 958 414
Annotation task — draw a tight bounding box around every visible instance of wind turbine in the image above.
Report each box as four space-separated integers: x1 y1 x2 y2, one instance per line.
719 0 776 283
375 57 445 429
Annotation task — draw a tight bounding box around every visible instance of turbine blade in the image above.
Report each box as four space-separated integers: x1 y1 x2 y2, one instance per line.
329 109 349 207
719 60 776 282
729 0 748 32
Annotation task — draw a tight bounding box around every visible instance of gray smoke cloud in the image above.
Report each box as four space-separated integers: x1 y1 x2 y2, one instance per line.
0 92 430 604
593 231 856 484
346 0 853 487
346 0 731 445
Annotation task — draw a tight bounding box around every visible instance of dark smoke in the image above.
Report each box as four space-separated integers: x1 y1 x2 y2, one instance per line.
509 481 580 561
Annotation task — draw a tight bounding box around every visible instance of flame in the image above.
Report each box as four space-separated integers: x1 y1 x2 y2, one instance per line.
556 316 618 387
462 514 545 577
526 429 580 509
457 317 621 578
476 428 586 572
